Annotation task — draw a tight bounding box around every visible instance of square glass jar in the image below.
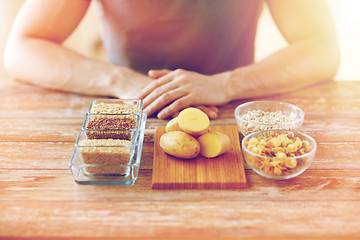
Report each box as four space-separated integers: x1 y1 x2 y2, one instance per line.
69 112 147 185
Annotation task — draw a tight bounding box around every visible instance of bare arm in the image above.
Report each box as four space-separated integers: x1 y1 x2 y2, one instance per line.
138 0 340 119
3 0 152 98
225 0 340 100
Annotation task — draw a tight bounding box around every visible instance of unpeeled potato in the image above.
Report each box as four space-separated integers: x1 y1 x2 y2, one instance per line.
197 131 231 158
165 117 182 132
161 107 231 160
160 131 200 159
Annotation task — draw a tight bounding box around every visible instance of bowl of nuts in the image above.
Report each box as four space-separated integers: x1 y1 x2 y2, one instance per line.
242 129 316 180
234 101 304 136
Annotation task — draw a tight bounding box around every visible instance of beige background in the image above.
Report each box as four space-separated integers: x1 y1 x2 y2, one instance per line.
1 0 359 83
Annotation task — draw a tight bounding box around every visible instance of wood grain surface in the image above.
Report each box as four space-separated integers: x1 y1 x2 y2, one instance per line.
1 80 360 240
152 125 247 189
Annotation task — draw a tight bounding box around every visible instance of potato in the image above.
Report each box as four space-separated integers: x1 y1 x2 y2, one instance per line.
160 131 200 159
165 117 182 132
197 131 231 158
178 107 210 137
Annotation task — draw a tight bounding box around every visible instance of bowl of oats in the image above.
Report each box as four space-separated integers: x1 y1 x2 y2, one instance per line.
234 101 304 136
241 129 316 180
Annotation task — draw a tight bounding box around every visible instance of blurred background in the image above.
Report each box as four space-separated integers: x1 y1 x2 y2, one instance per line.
1 0 359 83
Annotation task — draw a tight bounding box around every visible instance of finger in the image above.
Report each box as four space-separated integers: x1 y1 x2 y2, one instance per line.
136 74 172 100
142 73 184 109
143 88 186 118
148 69 171 79
171 111 180 118
208 105 219 114
157 96 192 120
136 87 151 100
194 105 219 119
136 81 157 100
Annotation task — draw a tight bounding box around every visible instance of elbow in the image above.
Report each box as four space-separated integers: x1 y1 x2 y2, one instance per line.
3 52 15 80
326 44 341 80
3 35 33 83
320 35 341 81
310 38 341 83
3 40 21 81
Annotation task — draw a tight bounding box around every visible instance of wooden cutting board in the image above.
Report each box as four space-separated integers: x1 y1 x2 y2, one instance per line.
151 125 248 189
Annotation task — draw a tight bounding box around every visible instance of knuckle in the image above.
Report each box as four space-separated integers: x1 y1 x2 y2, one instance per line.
172 97 190 111
160 92 172 102
179 75 188 82
151 80 161 88
174 68 184 73
152 87 163 96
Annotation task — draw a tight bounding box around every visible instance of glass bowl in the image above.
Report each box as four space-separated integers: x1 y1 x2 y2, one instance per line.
234 101 304 136
241 129 316 180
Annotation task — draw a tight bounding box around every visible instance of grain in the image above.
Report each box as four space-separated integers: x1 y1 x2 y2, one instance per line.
85 106 138 140
90 103 139 114
85 117 135 140
79 139 133 175
240 110 298 135
86 130 133 141
78 139 131 147
86 118 136 130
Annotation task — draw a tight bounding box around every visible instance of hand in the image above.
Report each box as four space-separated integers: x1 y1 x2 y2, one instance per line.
110 67 153 99
147 70 219 119
136 69 230 119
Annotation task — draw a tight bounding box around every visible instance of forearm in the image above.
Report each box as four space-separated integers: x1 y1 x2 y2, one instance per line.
224 36 340 101
4 37 152 98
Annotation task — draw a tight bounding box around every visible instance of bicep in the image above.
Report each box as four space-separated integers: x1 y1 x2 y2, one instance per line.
266 0 337 43
10 0 91 43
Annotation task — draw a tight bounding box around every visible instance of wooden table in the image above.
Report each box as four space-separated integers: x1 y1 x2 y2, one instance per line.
1 80 360 240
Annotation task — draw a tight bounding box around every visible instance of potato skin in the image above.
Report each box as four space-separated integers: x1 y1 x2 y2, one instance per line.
198 131 231 158
160 131 200 159
165 117 182 132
